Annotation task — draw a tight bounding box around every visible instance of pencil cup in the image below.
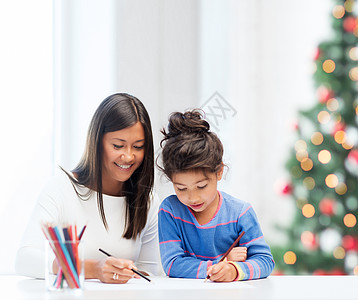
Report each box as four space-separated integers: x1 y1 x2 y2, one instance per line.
45 240 84 292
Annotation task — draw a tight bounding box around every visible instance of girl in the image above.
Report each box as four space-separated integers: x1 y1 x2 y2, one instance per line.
158 110 275 282
16 93 161 283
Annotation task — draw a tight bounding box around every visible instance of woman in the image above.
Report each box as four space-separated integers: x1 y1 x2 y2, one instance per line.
15 93 161 283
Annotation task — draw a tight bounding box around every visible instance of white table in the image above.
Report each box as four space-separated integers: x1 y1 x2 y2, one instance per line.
1 275 357 300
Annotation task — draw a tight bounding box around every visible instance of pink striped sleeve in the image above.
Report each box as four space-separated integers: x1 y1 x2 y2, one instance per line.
196 261 204 279
251 260 261 278
167 260 175 276
241 235 263 245
239 205 252 218
159 239 181 245
243 261 254 280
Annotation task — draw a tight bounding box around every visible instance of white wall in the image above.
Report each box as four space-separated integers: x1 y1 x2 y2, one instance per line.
114 0 201 197
0 0 53 274
53 0 118 170
199 0 332 242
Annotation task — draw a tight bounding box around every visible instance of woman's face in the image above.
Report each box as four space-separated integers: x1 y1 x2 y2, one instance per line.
102 122 145 195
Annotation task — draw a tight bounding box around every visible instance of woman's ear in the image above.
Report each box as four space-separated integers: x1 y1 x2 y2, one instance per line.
217 163 224 181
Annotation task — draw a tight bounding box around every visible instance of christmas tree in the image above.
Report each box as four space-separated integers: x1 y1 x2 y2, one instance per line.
272 0 358 275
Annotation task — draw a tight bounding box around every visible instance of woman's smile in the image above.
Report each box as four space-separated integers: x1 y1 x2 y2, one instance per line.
114 162 133 171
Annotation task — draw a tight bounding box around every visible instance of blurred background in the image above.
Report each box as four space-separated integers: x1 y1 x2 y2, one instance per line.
1 0 357 275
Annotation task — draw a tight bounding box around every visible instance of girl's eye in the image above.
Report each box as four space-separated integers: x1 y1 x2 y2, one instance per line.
198 185 207 189
113 144 123 149
176 187 187 192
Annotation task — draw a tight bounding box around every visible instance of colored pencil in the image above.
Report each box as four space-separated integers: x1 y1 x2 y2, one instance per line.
52 226 80 285
56 224 86 287
205 231 245 281
42 225 77 288
78 225 87 240
41 223 85 289
98 248 152 283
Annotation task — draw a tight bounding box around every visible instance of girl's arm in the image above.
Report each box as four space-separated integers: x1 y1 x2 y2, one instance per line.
158 206 219 279
230 204 275 281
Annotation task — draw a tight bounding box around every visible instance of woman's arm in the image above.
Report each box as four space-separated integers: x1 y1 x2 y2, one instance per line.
52 257 138 283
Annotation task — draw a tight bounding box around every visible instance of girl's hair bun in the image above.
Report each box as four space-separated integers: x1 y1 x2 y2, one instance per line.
164 109 210 139
158 108 224 179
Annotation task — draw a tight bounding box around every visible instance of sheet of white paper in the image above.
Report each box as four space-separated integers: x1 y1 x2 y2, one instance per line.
84 276 253 290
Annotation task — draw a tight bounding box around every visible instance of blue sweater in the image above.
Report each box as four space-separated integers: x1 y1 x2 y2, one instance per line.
158 191 275 280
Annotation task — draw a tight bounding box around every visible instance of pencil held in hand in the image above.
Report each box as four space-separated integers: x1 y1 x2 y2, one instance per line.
98 248 151 282
205 231 245 281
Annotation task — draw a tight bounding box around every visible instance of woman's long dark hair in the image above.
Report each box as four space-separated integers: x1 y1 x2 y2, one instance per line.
64 93 154 239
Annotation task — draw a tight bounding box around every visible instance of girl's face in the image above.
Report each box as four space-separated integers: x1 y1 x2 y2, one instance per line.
102 122 145 195
171 168 223 220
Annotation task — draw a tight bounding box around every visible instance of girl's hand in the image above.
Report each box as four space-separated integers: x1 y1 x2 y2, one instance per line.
206 261 237 282
94 257 140 284
227 247 247 262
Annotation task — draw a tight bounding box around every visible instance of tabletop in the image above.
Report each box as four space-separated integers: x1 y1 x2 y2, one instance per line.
0 275 357 300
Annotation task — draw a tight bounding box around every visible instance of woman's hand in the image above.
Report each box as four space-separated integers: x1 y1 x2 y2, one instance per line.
88 257 140 284
227 246 247 262
206 261 237 282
